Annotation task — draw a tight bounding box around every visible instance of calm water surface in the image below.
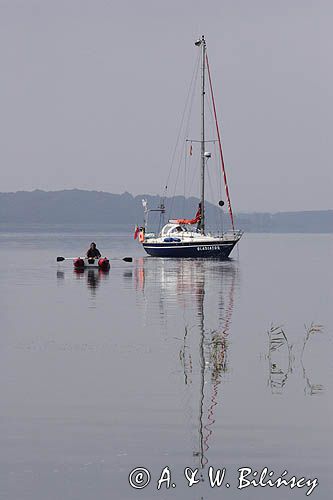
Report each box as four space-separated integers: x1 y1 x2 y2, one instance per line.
0 229 332 500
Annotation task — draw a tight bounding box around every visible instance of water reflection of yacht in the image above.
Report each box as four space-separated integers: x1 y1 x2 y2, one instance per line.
132 257 239 481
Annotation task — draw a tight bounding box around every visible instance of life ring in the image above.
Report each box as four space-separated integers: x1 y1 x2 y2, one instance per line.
139 231 145 243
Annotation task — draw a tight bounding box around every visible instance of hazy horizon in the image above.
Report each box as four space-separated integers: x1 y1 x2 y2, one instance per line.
1 188 332 218
1 0 332 212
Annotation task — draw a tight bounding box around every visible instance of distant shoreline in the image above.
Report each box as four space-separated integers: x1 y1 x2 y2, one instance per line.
0 190 332 233
0 224 332 235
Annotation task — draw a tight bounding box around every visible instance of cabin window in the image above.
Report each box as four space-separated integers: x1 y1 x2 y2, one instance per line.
161 224 173 235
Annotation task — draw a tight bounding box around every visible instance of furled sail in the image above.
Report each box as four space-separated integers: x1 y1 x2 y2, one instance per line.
170 205 201 225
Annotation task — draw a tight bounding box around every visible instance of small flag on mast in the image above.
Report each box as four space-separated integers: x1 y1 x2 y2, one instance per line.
189 143 193 156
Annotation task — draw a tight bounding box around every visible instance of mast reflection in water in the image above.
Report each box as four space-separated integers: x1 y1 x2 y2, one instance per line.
132 258 239 485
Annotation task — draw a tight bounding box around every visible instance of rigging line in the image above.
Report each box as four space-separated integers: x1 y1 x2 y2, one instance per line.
170 140 186 219
213 139 224 233
205 89 221 231
187 157 200 201
183 143 187 213
158 208 164 234
206 53 235 231
170 82 198 218
182 71 198 209
186 139 218 143
205 81 224 232
213 136 223 202
179 62 199 215
182 82 198 176
183 61 200 144
209 134 223 233
205 85 216 133
168 57 200 218
206 166 218 231
164 52 201 196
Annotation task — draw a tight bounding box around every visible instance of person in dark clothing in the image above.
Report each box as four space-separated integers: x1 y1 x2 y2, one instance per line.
86 242 102 259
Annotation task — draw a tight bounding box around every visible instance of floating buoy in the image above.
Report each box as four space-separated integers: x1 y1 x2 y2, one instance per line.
74 258 85 268
98 258 110 271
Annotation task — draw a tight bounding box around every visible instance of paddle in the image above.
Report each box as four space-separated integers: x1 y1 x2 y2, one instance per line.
56 256 133 263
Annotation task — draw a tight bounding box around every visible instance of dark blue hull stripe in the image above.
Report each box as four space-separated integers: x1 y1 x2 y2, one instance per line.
143 242 237 258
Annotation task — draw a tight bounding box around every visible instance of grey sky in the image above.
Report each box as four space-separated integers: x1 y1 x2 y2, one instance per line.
0 0 332 212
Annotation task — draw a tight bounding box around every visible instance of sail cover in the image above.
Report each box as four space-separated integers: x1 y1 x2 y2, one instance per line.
170 205 201 225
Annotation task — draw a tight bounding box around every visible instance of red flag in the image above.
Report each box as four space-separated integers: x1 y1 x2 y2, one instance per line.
134 225 140 240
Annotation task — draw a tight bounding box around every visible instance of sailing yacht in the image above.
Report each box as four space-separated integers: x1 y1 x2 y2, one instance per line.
136 36 242 258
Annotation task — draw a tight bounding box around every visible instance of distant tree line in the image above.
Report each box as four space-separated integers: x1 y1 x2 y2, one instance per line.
0 189 332 233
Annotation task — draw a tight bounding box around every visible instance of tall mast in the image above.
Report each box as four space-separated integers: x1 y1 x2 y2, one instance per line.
198 35 206 234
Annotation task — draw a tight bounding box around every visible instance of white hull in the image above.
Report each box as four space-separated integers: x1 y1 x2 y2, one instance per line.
142 224 242 259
